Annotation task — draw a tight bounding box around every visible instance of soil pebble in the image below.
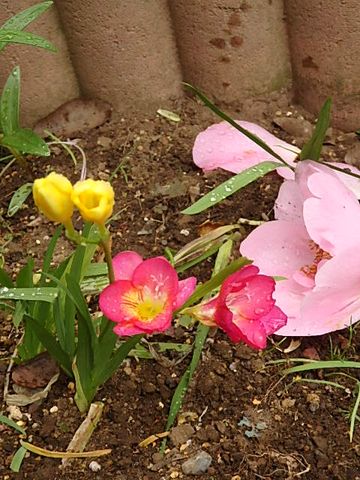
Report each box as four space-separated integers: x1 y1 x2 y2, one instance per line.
181 450 212 475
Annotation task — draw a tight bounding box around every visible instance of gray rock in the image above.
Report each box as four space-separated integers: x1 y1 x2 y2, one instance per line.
181 451 212 475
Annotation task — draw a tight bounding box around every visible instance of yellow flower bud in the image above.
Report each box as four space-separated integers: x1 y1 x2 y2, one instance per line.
33 172 74 223
72 179 114 225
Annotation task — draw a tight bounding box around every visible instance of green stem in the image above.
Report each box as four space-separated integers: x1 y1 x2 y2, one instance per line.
99 225 115 284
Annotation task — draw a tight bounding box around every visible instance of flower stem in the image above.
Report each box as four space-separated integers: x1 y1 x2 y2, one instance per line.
99 225 115 284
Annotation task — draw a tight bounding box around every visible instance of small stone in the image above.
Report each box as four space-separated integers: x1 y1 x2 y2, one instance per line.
97 136 112 149
170 471 180 478
89 461 101 472
7 406 22 421
170 424 195 447
49 406 58 414
307 393 321 412
281 398 296 409
181 451 212 475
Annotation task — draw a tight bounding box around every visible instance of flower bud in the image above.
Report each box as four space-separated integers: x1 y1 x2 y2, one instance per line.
33 172 74 223
72 179 114 225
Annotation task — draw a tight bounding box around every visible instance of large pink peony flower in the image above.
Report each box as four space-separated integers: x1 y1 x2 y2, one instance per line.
241 160 360 336
187 265 287 349
99 251 197 336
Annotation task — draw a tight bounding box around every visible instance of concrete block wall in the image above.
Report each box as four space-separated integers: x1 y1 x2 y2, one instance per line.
0 0 359 130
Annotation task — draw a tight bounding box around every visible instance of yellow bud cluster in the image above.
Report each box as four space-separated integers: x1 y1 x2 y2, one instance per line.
33 172 115 227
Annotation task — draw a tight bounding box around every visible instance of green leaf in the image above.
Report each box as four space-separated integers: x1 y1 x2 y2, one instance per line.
184 83 292 167
10 446 27 473
1 128 50 156
283 360 360 375
13 301 26 328
182 161 281 214
300 98 332 161
0 414 26 434
0 2 53 51
7 183 33 217
23 312 72 376
0 30 56 51
0 286 58 302
0 267 14 287
0 66 20 134
39 226 63 287
93 335 142 387
16 259 34 288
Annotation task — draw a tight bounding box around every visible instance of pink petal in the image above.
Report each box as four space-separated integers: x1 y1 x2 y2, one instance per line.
173 277 197 310
99 280 139 323
273 279 308 336
332 162 360 199
303 170 360 255
215 304 247 343
189 296 219 326
193 121 299 173
259 305 288 336
299 250 360 335
112 251 143 281
132 257 178 300
133 305 173 333
231 315 268 349
274 180 303 222
240 221 314 278
113 323 145 337
224 274 276 320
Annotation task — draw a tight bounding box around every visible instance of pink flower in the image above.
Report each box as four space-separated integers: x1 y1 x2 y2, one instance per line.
192 120 299 177
187 265 287 349
241 160 360 336
193 120 360 198
99 251 197 336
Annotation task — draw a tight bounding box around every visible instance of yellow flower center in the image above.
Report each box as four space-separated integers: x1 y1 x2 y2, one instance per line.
122 289 166 323
136 297 165 322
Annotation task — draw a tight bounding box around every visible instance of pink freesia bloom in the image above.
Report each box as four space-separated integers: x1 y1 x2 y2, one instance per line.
192 120 299 177
99 251 197 336
241 160 360 336
187 265 287 349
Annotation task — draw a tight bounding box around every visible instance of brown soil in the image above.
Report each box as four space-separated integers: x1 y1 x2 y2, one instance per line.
0 92 359 480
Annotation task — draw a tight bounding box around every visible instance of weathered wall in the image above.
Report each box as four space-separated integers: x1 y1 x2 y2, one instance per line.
0 0 359 130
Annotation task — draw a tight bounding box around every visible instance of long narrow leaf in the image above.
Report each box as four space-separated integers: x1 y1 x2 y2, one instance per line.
0 2 53 52
93 335 142 387
300 98 332 161
0 30 56 51
184 83 292 168
182 161 281 214
0 267 14 287
39 226 63 286
7 183 33 217
0 415 26 434
284 360 360 375
0 66 20 134
10 446 27 473
23 313 72 376
0 286 58 302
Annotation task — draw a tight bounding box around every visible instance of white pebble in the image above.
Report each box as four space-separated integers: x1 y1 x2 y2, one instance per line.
49 406 58 414
89 461 101 472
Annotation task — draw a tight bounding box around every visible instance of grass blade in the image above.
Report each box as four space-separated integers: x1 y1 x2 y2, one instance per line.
182 161 281 215
350 383 360 442
10 446 27 472
0 66 20 134
0 30 56 51
7 183 33 217
283 360 360 375
184 83 292 168
300 98 332 161
0 414 26 434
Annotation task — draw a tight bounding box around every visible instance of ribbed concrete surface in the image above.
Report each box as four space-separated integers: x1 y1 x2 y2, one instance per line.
1 1 360 130
286 0 360 130
0 0 79 126
55 0 182 113
169 0 291 102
